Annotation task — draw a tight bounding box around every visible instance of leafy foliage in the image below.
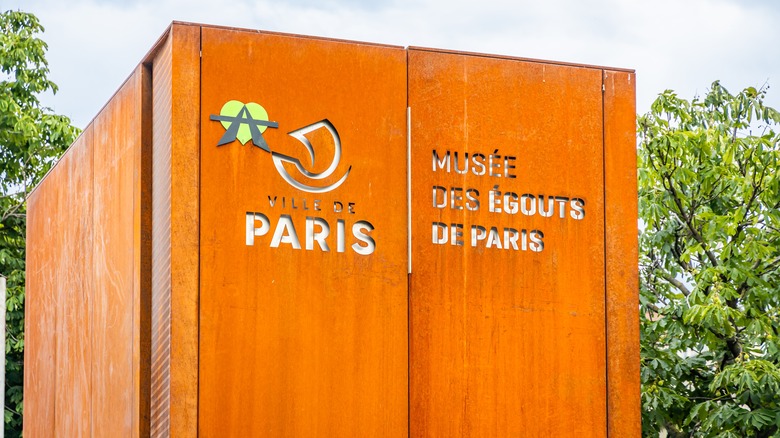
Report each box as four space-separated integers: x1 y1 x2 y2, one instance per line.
0 10 79 436
639 82 780 437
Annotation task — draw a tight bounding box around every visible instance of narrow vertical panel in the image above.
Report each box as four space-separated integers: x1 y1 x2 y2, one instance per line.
409 49 607 437
53 128 94 437
91 70 143 437
25 160 63 436
198 29 408 436
150 34 173 438
135 62 154 438
604 70 640 437
169 23 202 438
149 25 202 438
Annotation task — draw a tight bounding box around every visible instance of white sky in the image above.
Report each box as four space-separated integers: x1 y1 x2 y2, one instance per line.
5 0 780 129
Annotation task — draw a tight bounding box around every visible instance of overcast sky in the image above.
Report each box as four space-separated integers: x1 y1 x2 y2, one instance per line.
5 0 780 128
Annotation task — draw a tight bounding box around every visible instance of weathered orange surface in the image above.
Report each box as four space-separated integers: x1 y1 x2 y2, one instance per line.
197 28 409 437
408 48 610 436
25 68 149 437
604 69 641 437
167 23 201 438
26 123 93 438
91 65 151 437
25 23 639 438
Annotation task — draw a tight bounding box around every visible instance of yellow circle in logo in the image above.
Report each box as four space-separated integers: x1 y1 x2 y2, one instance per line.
219 100 271 145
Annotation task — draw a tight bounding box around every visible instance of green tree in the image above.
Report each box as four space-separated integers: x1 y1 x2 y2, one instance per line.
0 10 80 436
639 82 780 437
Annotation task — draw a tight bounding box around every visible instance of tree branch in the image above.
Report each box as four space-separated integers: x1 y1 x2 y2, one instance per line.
657 271 691 296
0 199 25 223
666 177 720 267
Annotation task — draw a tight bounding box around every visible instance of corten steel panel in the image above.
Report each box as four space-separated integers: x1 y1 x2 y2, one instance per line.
168 24 201 438
136 64 153 438
91 67 150 437
198 28 408 436
25 68 152 437
604 70 641 436
25 126 95 436
24 168 56 436
409 49 608 436
149 23 201 438
53 128 95 437
24 129 93 436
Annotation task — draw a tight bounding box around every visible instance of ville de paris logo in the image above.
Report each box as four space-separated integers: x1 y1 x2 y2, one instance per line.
210 100 351 194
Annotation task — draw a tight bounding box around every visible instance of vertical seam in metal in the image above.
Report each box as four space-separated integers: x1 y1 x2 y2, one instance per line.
406 48 411 438
407 106 412 275
134 69 140 438
196 24 203 438
90 116 95 438
601 69 610 438
143 62 153 438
